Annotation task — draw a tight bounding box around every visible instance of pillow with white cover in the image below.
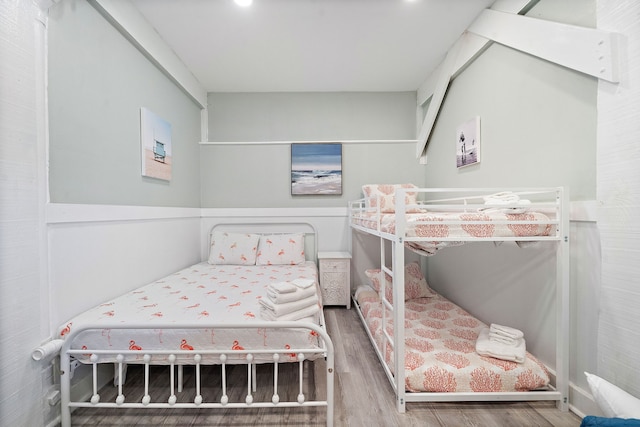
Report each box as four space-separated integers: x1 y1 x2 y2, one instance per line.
364 262 435 303
585 372 640 419
256 233 305 265
361 184 423 213
208 232 260 265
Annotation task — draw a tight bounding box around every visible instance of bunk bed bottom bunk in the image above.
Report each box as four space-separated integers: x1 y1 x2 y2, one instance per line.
353 285 562 409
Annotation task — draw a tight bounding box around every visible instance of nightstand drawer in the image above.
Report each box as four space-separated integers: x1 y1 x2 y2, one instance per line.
319 260 349 273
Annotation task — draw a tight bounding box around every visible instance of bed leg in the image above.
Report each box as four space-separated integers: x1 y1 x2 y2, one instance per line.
177 364 183 393
113 362 128 386
252 363 257 393
60 352 71 427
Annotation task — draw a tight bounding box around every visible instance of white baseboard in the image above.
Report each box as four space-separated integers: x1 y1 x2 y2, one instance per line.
570 381 604 418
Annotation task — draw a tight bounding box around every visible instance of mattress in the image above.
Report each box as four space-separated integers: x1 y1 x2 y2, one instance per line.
58 261 323 364
351 210 553 256
354 286 550 393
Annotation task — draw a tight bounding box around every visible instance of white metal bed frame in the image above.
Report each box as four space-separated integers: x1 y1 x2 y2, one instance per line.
349 187 570 413
49 222 335 426
59 321 334 426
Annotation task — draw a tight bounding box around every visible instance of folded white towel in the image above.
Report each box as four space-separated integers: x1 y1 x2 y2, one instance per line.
268 282 297 294
483 191 520 204
490 323 524 340
267 285 316 304
476 328 526 363
258 294 319 317
481 193 531 214
292 278 315 289
488 333 521 346
259 304 320 321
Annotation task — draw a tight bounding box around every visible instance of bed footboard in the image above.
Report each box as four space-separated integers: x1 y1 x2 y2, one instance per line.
59 322 334 427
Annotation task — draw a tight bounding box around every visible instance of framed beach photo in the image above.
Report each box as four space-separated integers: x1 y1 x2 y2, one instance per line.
456 116 480 168
140 107 172 181
291 143 342 195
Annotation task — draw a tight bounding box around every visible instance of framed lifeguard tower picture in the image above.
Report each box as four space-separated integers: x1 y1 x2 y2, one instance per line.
140 107 172 181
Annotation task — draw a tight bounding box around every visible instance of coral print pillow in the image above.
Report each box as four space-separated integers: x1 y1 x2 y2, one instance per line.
361 184 422 213
364 262 435 303
208 232 260 265
256 234 306 265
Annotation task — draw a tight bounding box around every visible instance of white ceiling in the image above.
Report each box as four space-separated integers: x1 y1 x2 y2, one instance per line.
131 0 494 93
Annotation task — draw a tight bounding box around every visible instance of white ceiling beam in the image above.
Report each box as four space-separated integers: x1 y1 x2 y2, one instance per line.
468 9 620 83
417 0 537 107
416 0 538 159
416 0 620 160
415 38 461 159
89 0 208 110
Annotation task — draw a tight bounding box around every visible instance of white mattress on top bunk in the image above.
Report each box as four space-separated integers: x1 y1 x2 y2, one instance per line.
57 261 323 364
354 285 551 393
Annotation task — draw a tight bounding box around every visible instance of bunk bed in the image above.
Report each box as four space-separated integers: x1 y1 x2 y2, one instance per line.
51 223 335 427
349 186 569 413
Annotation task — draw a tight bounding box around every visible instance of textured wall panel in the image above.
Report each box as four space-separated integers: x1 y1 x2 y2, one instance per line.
596 0 640 399
0 1 48 426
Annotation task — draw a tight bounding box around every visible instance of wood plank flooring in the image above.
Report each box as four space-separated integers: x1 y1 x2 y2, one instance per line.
70 307 583 426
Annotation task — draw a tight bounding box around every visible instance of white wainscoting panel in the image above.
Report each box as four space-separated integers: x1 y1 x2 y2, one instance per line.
48 205 202 329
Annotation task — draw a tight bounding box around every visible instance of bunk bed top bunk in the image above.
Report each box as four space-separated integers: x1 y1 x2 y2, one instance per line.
350 185 564 250
349 186 570 413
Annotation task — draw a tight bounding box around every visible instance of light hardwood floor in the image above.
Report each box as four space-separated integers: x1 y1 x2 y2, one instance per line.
71 307 583 426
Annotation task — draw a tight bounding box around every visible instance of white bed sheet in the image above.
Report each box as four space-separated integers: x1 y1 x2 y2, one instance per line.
58 261 323 364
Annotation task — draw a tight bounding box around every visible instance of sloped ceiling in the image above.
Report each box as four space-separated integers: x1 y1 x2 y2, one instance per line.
130 0 494 92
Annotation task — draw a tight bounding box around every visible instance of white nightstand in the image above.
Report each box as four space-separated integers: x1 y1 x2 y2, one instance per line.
317 252 351 308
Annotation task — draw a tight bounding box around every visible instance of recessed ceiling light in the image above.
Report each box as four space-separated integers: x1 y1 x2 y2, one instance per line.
234 0 253 7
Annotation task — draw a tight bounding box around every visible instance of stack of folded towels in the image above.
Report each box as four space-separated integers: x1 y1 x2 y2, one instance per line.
475 323 526 363
481 191 531 213
259 279 319 321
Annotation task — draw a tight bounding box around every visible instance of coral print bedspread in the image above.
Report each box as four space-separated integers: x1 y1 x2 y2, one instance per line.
58 262 322 364
354 286 550 393
352 210 552 256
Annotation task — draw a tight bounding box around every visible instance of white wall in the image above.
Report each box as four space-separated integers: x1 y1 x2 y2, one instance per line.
47 206 202 326
596 0 640 402
202 91 424 208
0 1 50 425
48 0 202 207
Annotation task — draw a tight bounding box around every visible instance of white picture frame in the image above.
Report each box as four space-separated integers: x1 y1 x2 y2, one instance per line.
456 116 480 168
140 107 172 181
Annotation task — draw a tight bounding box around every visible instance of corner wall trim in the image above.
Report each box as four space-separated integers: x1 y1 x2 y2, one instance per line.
199 140 417 146
201 207 348 218
46 204 201 224
45 204 349 224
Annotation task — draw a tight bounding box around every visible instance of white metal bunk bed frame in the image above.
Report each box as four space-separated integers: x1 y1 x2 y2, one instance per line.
52 222 335 427
349 187 570 413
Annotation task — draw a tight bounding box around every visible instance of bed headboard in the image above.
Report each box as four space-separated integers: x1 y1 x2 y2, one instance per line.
209 222 319 263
